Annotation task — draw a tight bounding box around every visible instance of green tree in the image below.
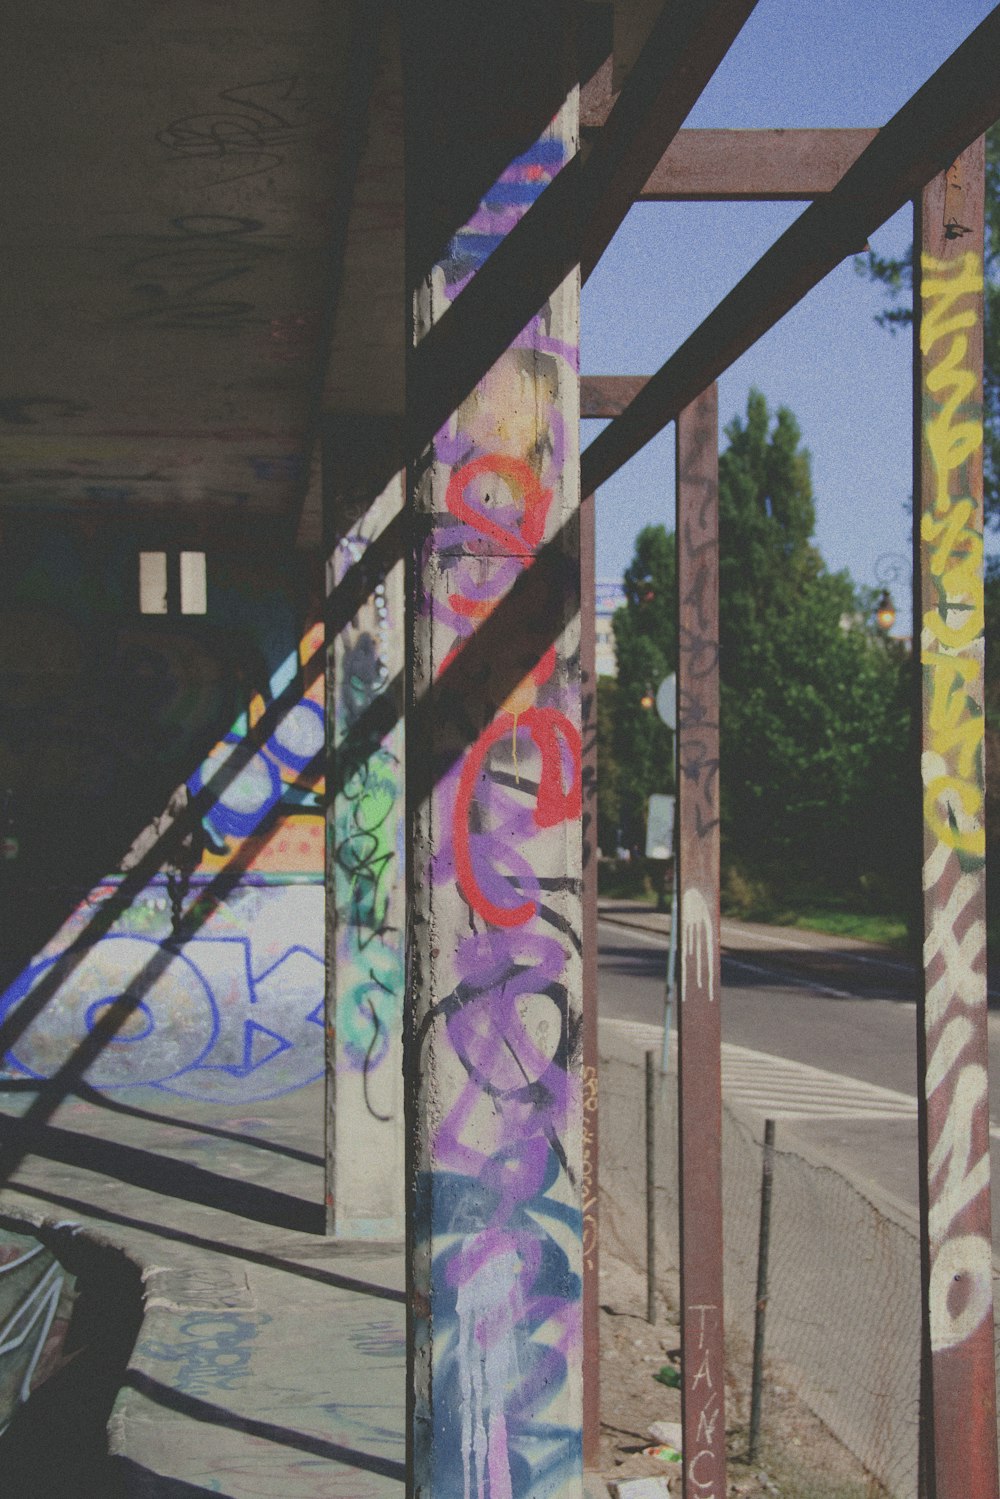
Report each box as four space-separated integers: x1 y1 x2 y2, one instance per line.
855 123 1000 522
609 390 914 907
595 674 622 853
607 525 676 851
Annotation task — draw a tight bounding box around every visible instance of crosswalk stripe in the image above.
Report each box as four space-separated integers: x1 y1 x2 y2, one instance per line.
598 1021 1000 1137
721 1042 917 1121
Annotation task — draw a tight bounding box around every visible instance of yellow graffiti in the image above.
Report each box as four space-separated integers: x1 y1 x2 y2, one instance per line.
920 249 985 853
921 252 982 352
925 653 982 779
924 776 985 858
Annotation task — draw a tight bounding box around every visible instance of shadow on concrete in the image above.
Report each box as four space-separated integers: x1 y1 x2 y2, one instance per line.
0 1219 143 1499
0 1080 323 1168
9 1180 405 1303
0 1116 324 1235
124 1370 407 1483
110 1465 232 1499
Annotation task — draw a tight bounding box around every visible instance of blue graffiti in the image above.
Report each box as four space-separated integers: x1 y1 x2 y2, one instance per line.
0 888 325 1103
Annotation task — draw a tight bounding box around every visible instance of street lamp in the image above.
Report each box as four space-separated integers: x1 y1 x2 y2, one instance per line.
873 550 908 635
875 588 896 633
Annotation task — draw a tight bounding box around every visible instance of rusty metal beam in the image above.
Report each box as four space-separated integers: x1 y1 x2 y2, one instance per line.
640 127 878 201
675 383 726 1499
582 375 648 419
913 137 998 1499
581 0 759 279
581 6 1000 498
583 61 878 200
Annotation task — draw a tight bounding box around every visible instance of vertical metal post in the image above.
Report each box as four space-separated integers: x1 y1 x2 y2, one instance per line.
675 384 726 1499
914 138 998 1499
581 488 602 1465
404 11 583 1495
748 1118 775 1464
661 775 678 1077
645 1048 657 1323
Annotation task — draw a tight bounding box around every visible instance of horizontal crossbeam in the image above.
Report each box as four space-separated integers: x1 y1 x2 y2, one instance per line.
581 5 1000 496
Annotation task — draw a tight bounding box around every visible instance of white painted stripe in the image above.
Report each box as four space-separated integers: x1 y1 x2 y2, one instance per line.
602 913 1000 1002
601 1014 1000 1136
722 954 856 1001
598 918 668 947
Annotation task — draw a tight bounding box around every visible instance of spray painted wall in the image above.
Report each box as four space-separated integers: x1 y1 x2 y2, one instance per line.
407 64 583 1497
329 470 406 1238
0 524 327 1105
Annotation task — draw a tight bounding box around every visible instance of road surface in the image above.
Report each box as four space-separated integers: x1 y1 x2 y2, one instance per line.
598 905 1000 1241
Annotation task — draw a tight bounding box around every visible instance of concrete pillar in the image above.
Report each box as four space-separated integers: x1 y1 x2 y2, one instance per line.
404 8 583 1494
324 418 406 1239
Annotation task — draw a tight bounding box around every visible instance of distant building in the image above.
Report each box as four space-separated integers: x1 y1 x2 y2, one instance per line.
595 578 626 677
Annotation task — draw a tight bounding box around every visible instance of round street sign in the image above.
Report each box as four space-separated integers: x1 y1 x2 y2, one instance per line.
655 674 676 730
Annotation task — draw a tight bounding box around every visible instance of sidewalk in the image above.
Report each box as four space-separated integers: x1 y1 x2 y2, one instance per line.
0 905 907 1495
0 1080 615 1497
598 894 908 964
0 1079 406 1497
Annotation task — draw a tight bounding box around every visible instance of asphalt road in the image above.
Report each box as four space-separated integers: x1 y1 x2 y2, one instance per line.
597 909 1000 1241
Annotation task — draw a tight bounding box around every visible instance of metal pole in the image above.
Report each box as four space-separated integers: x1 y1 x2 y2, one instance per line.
913 138 998 1499
646 1048 657 1324
581 484 602 1466
748 1118 775 1464
659 740 677 1079
675 383 726 1499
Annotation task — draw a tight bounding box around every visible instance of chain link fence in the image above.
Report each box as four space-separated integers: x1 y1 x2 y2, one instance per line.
598 1018 1000 1499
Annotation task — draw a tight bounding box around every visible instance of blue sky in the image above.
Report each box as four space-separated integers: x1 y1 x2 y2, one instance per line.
582 0 998 634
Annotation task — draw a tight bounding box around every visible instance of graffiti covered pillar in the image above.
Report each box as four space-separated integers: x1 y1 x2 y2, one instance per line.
323 418 406 1239
580 486 600 1468
404 5 583 1494
675 385 727 1499
914 139 998 1499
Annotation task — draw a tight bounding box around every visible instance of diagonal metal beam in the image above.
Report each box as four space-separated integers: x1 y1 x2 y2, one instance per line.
581 5 1000 497
408 0 756 459
580 0 759 278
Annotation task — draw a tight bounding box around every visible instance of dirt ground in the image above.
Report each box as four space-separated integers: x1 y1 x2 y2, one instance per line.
598 1249 889 1498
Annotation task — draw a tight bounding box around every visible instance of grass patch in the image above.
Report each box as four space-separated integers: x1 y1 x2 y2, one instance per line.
597 857 668 905
782 908 910 950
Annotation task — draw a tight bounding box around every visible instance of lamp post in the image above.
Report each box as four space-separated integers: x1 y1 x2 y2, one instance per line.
874 588 896 633
873 549 908 635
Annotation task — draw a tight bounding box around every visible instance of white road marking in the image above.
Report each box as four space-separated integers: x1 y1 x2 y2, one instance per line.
599 1021 1000 1138
598 921 857 1000
598 919 668 949
720 1043 917 1122
602 913 1000 1002
723 954 855 1001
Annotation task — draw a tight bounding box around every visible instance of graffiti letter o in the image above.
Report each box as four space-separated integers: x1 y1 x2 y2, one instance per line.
929 1233 993 1351
924 775 984 857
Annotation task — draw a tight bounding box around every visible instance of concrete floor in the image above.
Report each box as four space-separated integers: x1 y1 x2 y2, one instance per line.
0 1079 407 1497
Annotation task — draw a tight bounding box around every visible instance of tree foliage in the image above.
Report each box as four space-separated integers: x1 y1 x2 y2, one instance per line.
855 123 1000 523
606 525 676 849
605 390 914 909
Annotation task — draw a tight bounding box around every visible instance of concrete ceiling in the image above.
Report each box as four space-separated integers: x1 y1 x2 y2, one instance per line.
0 2 632 546
0 0 402 541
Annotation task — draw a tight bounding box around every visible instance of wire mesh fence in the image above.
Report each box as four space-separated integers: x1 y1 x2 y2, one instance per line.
598 1020 1000 1499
